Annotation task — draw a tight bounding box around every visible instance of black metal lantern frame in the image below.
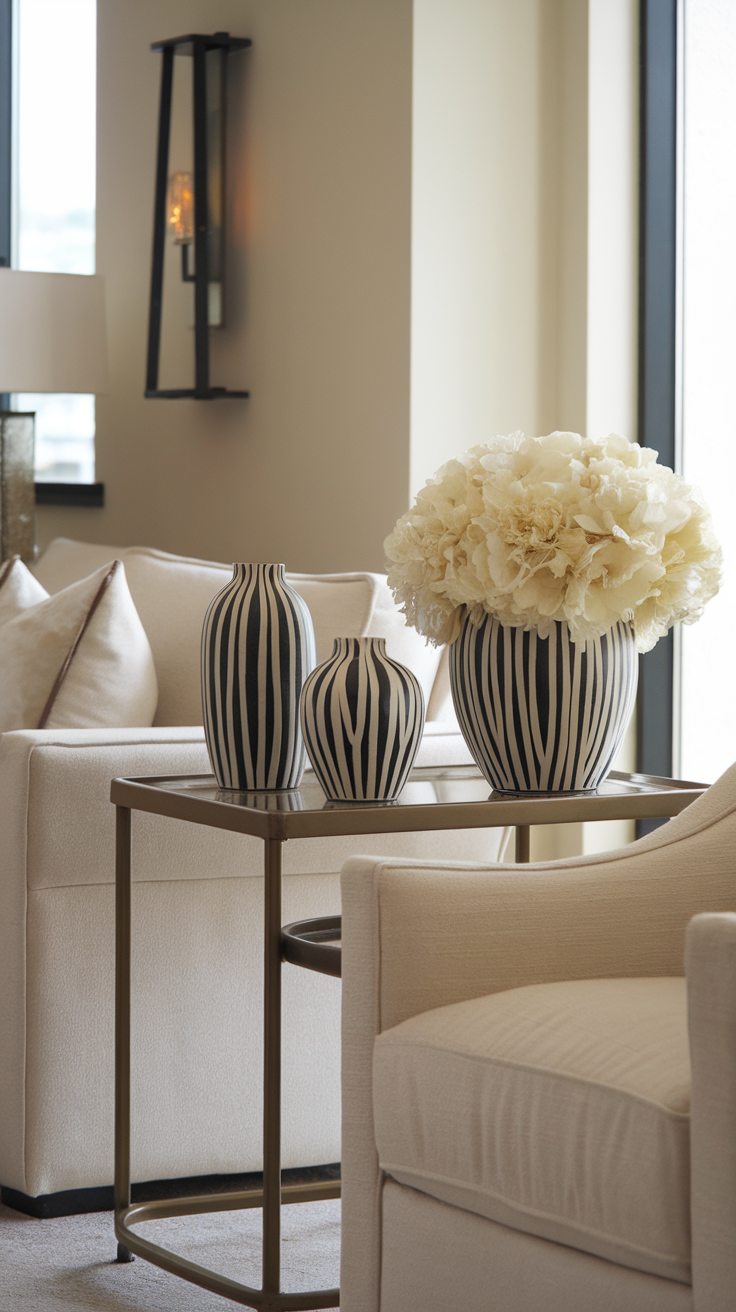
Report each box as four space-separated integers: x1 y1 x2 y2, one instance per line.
145 32 251 400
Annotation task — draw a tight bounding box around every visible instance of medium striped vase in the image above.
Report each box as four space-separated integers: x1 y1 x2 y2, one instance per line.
449 614 637 793
300 637 425 802
201 563 316 790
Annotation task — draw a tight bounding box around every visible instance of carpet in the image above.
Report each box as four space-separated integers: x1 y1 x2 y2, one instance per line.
0 1198 341 1310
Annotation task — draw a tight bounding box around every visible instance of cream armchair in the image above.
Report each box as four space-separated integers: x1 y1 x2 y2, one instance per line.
341 763 736 1312
0 537 510 1216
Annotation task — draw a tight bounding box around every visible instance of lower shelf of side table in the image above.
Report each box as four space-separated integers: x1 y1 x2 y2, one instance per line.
281 918 342 978
115 1176 341 1310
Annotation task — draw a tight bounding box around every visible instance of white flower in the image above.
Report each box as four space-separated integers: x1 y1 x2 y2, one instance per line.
384 431 722 651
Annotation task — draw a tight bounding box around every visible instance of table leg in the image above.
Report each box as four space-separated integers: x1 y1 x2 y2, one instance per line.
263 837 283 1297
515 824 531 863
111 807 337 1307
114 805 134 1262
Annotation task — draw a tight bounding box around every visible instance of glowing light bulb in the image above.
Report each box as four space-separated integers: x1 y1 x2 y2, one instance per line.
167 172 194 245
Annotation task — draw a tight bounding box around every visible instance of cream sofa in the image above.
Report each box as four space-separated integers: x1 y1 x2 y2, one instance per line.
340 764 736 1312
0 537 509 1215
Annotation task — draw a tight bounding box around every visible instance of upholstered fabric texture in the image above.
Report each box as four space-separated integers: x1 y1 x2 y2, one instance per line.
686 913 736 1312
0 560 157 732
367 765 736 1035
374 976 691 1283
379 1180 693 1312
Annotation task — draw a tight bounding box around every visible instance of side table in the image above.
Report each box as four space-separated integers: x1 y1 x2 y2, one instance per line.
111 765 706 1310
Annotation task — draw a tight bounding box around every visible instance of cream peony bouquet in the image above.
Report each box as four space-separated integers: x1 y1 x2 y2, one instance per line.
384 431 722 653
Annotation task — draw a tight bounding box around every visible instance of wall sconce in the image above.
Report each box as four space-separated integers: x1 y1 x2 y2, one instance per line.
145 32 251 401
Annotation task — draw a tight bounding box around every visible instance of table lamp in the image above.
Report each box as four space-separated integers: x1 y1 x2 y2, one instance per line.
0 269 108 562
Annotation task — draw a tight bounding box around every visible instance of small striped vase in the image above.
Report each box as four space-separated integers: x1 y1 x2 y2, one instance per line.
449 613 638 793
201 563 316 791
300 637 425 802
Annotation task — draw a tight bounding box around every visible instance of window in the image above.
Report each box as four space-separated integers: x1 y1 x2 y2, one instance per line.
8 0 97 483
679 0 736 783
639 0 735 788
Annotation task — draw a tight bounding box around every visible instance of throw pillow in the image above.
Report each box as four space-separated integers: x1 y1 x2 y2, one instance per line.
0 559 158 731
0 554 49 626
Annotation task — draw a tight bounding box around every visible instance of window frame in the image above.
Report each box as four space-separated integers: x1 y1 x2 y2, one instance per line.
636 0 681 822
0 0 103 508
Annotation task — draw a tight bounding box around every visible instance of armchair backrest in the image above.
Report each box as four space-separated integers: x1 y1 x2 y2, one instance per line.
33 538 448 728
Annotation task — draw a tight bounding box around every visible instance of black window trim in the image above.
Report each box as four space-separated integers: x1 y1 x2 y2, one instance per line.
636 0 681 828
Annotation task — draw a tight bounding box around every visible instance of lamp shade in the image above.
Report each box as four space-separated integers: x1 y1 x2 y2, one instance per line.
0 269 108 393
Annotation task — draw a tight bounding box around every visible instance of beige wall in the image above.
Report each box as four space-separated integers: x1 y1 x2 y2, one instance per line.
39 0 414 573
409 0 637 498
410 0 563 491
409 0 594 497
38 0 638 628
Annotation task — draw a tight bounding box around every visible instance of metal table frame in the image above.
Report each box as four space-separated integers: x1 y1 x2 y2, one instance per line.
111 765 706 1311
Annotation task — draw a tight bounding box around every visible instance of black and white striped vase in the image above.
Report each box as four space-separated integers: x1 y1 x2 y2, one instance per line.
449 613 637 793
201 563 316 790
300 637 425 802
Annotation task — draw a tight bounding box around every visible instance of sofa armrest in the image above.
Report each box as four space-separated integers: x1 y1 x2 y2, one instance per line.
0 726 221 1192
0 727 217 891
687 913 736 1312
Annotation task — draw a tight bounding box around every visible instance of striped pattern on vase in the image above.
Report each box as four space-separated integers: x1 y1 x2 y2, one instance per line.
300 637 425 802
449 614 638 793
201 563 316 790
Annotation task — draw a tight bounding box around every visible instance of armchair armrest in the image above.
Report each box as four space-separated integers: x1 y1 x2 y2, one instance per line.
343 775 736 1034
687 913 736 1312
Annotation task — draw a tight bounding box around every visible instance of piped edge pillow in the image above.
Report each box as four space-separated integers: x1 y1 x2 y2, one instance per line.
0 558 158 732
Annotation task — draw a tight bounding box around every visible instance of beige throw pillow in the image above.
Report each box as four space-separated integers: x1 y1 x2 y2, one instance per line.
0 559 158 731
0 554 49 626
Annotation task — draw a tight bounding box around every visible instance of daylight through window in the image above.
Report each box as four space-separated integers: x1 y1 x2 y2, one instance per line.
13 0 96 482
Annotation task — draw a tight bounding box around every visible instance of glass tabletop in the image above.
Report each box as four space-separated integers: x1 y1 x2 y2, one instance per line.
111 765 708 841
130 763 701 807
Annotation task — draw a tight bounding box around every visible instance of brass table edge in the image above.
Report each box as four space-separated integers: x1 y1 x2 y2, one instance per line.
111 771 709 841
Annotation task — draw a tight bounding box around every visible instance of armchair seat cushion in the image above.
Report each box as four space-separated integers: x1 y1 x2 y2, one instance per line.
373 976 691 1285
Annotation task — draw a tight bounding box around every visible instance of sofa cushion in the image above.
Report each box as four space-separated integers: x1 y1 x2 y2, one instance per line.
120 549 229 726
124 551 440 728
31 537 129 593
33 540 444 727
373 976 691 1285
0 561 158 731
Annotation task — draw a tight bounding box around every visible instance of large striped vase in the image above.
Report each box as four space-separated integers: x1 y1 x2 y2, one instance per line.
449 614 637 793
300 637 425 802
201 563 316 790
